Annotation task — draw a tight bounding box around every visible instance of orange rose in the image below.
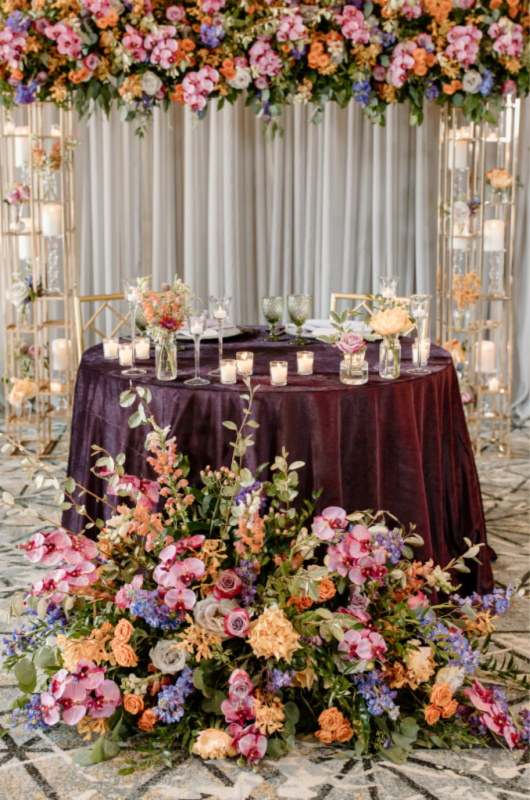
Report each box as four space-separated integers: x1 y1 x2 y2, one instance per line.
286 595 314 613
318 707 344 732
180 38 196 53
424 705 441 725
308 42 325 70
111 641 138 668
431 682 453 708
220 58 236 80
315 729 334 744
138 708 157 732
11 68 23 81
489 0 502 7
318 578 336 602
412 48 428 77
113 619 134 643
334 722 354 743
123 694 145 715
443 80 462 95
442 699 458 718
424 0 452 24
171 85 185 104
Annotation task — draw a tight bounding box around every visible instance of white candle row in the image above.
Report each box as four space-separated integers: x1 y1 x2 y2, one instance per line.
104 338 150 360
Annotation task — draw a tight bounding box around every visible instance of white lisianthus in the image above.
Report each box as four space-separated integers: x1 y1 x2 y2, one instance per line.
453 201 470 225
462 71 482 94
228 68 252 91
194 595 237 640
435 666 466 693
142 71 163 97
149 639 187 674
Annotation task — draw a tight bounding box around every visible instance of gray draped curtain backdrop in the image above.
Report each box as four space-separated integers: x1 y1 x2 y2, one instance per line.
74 100 529 418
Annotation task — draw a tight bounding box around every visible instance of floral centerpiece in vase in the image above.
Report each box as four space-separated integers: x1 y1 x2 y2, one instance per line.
318 309 368 386
369 305 411 379
452 269 480 332
140 276 192 381
485 168 513 204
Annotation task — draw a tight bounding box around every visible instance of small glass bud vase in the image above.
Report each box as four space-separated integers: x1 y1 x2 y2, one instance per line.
340 351 368 386
379 336 401 380
155 336 177 381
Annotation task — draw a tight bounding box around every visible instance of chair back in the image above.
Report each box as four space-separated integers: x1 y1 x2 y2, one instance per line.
74 293 133 361
329 292 420 336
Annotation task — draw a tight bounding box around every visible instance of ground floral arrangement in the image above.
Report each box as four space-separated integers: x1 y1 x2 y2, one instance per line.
0 0 528 133
1 382 529 772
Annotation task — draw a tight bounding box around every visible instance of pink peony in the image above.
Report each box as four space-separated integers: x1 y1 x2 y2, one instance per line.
313 506 347 541
337 331 365 355
224 607 250 638
213 569 242 600
60 682 88 725
87 679 122 718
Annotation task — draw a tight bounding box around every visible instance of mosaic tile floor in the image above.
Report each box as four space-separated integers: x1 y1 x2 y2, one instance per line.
0 423 528 800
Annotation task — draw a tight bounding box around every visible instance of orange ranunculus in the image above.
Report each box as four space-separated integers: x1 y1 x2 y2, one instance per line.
220 58 237 80
113 619 134 644
315 728 334 744
424 0 452 24
318 707 345 732
308 42 325 70
11 68 23 81
412 48 428 76
442 699 459 718
123 694 145 715
110 641 138 668
424 705 441 725
443 80 462 95
96 11 119 28
138 708 157 732
318 578 336 602
180 38 195 53
334 722 354 742
431 682 453 708
426 52 437 67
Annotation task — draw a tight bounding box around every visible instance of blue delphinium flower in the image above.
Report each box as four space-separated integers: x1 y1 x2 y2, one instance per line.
453 584 515 616
353 80 371 108
200 23 225 48
425 83 439 101
15 82 38 106
380 32 397 47
154 667 195 723
519 708 530 744
7 11 31 32
268 669 295 693
478 70 494 98
353 670 400 719
374 528 405 564
129 589 181 630
11 695 49 732
236 560 258 606
234 482 267 512
427 622 480 672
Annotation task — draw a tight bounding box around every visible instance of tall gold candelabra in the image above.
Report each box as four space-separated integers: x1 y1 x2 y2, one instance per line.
436 100 520 457
0 103 78 457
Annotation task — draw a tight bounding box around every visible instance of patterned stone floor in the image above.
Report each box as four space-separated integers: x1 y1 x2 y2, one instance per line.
0 422 528 800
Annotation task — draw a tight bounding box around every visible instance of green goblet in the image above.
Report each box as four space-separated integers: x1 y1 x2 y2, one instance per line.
287 294 312 345
262 296 284 341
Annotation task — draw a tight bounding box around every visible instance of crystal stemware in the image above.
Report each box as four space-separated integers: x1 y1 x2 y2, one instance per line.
379 275 399 303
287 294 312 346
122 277 146 376
185 302 210 386
408 294 432 375
262 296 284 341
209 295 231 377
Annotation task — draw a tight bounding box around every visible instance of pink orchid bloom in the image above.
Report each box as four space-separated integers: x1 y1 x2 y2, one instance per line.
338 627 387 662
20 530 71 565
40 692 61 726
348 555 375 586
107 474 160 511
203 0 225 12
158 557 205 589
63 561 98 587
164 587 196 613
238 729 267 766
115 574 143 609
60 682 88 725
314 507 347 541
345 525 372 557
336 6 370 44
221 696 256 725
31 569 70 603
276 13 306 43
62 535 98 565
87 679 122 718
122 25 147 62
73 659 106 691
465 679 494 712
248 37 282 77
228 669 254 702
51 668 73 699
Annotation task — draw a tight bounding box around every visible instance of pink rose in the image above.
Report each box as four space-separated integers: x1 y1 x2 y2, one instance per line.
228 669 254 702
83 54 100 71
407 591 429 610
337 331 365 354
224 607 250 638
373 65 386 82
5 188 20 205
213 569 242 600
166 5 185 21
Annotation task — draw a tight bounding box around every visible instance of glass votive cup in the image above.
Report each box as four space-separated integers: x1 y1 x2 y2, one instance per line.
103 337 119 359
220 359 237 385
270 360 288 386
379 275 399 300
134 336 150 360
236 351 254 376
412 338 431 366
297 351 314 375
118 344 133 367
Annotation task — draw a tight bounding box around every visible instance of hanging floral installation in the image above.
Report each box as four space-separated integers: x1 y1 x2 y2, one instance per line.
0 0 528 133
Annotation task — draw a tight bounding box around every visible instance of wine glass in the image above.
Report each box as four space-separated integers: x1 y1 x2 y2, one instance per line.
185 301 210 386
287 294 312 345
209 295 231 377
122 277 146 376
408 294 431 375
262 296 284 341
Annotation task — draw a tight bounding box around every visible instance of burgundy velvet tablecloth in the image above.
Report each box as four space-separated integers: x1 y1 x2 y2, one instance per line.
63 328 493 594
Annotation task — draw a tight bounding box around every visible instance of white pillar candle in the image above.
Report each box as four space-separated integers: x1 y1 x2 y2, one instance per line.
297 351 314 375
488 376 500 392
4 121 15 135
103 338 119 359
135 337 150 360
14 126 30 167
475 340 495 373
51 338 70 371
270 361 288 386
236 351 254 376
220 359 237 384
484 219 505 252
50 124 61 137
42 203 63 237
118 345 133 366
448 139 468 170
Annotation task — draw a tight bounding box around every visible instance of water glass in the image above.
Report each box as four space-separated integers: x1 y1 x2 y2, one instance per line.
262 296 284 341
287 294 312 345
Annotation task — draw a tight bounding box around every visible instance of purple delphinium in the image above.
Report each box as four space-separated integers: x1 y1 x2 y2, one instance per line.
452 584 516 617
200 23 225 48
353 80 371 107
11 695 50 731
425 83 440 101
353 670 400 719
154 667 194 723
234 482 267 512
519 708 530 744
478 69 494 98
373 528 404 564
7 11 31 32
129 589 181 630
427 621 480 672
236 560 258 606
15 82 38 106
267 669 294 693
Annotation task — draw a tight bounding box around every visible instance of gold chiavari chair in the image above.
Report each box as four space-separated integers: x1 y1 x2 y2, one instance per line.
329 292 420 336
74 293 134 361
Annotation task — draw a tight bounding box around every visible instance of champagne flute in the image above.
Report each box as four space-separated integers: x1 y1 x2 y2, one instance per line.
209 295 231 377
122 277 146 376
185 302 210 386
287 294 312 346
408 294 431 375
262 296 284 341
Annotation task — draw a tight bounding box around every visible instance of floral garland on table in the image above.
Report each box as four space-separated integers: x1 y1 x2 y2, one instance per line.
1 382 529 771
0 1 528 134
